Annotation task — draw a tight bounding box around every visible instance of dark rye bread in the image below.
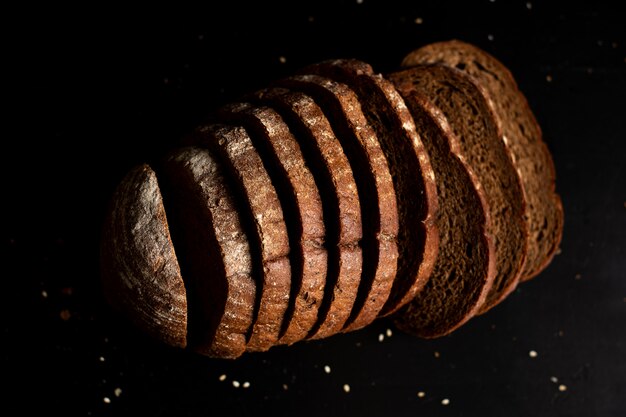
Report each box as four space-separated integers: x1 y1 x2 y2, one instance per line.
218 103 327 346
389 93 496 337
300 59 439 318
189 124 291 352
276 74 399 332
389 64 527 313
402 40 564 281
159 147 255 359
100 164 188 348
252 87 362 340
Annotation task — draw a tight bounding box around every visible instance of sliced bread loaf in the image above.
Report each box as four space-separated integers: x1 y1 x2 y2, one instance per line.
387 92 496 337
218 103 327 346
189 124 291 352
401 40 564 281
389 64 527 313
299 59 440 318
159 147 255 359
100 164 188 348
253 87 363 340
276 74 399 332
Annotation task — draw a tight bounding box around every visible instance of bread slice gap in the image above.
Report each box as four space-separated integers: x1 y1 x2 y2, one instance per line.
252 87 362 340
402 40 563 281
389 64 527 313
100 164 188 348
158 147 255 358
387 91 496 337
300 59 440 318
188 124 291 352
276 74 399 332
218 103 327 346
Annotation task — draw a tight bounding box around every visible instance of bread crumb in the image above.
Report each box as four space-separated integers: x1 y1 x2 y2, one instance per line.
414 17 424 25
441 398 450 405
324 365 331 374
343 384 351 393
279 56 287 64
386 328 393 337
282 383 289 390
487 34 494 41
103 397 111 404
550 376 558 383
60 309 71 321
417 391 425 398
219 374 227 381
242 381 251 388
529 350 538 358
114 388 122 397
556 247 562 255
546 74 553 82
232 380 240 388
558 384 567 392
378 333 385 342
434 351 441 358
41 290 48 298
526 2 532 9
99 356 105 362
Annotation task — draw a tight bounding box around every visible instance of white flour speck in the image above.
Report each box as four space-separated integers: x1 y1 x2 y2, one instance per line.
324 365 331 374
219 374 227 381
243 381 251 388
343 384 351 393
441 398 450 405
550 376 558 383
386 328 393 337
417 391 425 398
114 388 122 397
378 333 385 342
559 384 567 392
232 380 240 388
529 350 538 358
103 397 111 404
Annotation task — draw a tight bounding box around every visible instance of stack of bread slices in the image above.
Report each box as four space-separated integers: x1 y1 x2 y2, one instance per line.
100 40 563 359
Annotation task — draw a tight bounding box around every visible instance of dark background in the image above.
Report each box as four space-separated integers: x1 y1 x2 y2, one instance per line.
3 1 625 416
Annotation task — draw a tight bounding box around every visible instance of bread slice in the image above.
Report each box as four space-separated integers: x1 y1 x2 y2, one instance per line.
276 74 399 332
401 40 564 281
389 64 527 313
253 87 363 340
159 147 255 359
387 92 496 337
189 124 291 352
218 103 327 346
100 164 187 348
299 59 440 318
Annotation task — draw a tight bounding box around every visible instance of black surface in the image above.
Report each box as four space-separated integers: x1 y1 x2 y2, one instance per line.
4 1 625 416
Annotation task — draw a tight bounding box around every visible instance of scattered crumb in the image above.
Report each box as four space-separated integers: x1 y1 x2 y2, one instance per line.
282 383 289 391
103 397 111 404
575 273 582 280
487 34 494 41
434 351 441 358
558 384 567 392
556 247 562 255
324 365 331 374
343 384 351 393
114 388 122 397
441 398 450 406
60 309 71 321
417 391 426 398
414 17 424 25
99 356 105 362
550 376 558 383
219 374 227 382
526 2 532 9
386 328 393 337
546 74 553 82
529 350 538 358
232 380 241 388
242 381 251 388
378 333 385 342
41 290 48 298
279 56 287 64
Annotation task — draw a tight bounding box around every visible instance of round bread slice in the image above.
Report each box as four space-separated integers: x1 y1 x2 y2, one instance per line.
253 87 363 340
100 164 188 348
159 147 255 359
388 92 496 337
276 74 399 332
189 124 291 352
218 103 327 346
401 40 564 281
299 59 440 318
389 64 528 314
